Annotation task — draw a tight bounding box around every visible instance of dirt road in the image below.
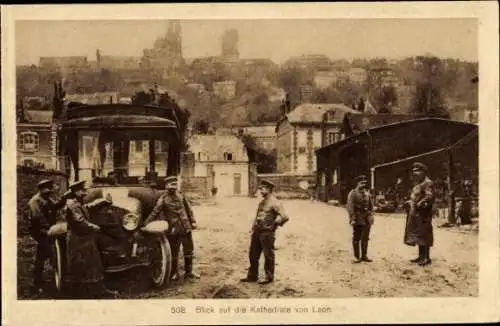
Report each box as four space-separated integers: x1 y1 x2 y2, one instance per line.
18 197 478 299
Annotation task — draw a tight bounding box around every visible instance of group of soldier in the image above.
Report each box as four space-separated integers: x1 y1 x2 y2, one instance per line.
25 160 434 298
346 161 435 266
25 176 202 298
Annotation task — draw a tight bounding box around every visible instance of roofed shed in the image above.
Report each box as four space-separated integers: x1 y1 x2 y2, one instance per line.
315 118 478 204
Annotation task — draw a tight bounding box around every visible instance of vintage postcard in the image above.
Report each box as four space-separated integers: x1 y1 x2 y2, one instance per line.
2 2 499 325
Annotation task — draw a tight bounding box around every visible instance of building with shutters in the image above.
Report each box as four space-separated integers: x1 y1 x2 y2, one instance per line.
17 110 57 169
188 134 250 196
275 103 359 174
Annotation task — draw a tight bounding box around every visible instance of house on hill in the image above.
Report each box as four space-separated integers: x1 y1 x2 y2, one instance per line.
188 134 250 196
276 103 359 174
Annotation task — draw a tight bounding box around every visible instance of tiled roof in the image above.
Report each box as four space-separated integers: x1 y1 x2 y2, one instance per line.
286 103 359 124
189 134 249 162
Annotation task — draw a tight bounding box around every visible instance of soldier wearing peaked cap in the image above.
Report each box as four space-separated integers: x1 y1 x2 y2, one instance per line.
404 162 435 266
144 176 199 281
64 180 114 298
241 179 290 285
346 174 374 263
26 179 68 295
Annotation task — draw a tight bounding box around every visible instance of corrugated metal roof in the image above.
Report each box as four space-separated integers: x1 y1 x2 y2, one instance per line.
344 113 417 135
317 117 477 154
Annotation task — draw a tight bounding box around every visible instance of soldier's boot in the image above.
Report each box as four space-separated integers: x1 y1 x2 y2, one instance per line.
410 246 424 263
171 259 180 281
352 240 362 263
184 257 200 279
361 241 372 262
418 246 432 266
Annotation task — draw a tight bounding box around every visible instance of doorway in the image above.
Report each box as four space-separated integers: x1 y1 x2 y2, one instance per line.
233 173 242 195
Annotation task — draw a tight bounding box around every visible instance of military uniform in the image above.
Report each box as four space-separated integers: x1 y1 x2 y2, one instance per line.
65 180 111 298
26 180 66 292
145 176 199 280
346 175 374 263
242 180 289 284
404 162 435 266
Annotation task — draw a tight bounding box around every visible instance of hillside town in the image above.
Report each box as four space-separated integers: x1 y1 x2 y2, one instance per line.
15 20 479 300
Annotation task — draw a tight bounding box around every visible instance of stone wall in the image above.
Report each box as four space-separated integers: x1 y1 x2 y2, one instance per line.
17 166 68 236
181 175 214 200
256 173 315 194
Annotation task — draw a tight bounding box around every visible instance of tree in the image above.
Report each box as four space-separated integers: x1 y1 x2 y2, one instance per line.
372 85 398 111
238 133 276 173
410 56 449 117
193 120 210 134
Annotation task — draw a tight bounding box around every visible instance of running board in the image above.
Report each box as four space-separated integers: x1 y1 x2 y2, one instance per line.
105 261 150 273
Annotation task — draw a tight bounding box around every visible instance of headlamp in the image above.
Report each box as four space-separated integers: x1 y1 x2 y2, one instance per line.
123 213 140 231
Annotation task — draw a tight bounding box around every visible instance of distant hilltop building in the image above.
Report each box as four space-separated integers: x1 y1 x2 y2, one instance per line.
95 49 141 70
284 54 332 71
314 67 368 89
369 66 400 88
39 56 89 70
141 20 185 74
213 80 237 101
221 28 239 62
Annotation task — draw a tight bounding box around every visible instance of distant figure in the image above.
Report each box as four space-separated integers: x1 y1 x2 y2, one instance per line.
241 180 289 284
457 180 474 225
394 177 404 207
346 175 374 263
404 162 435 266
358 97 366 112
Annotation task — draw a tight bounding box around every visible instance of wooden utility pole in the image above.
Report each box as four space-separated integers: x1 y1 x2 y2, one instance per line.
148 139 156 180
447 151 456 225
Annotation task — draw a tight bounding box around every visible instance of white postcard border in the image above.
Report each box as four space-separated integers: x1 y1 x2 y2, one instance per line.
2 2 499 325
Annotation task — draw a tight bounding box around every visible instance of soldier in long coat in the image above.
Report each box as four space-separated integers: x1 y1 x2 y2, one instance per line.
144 176 200 281
65 180 112 298
404 162 435 266
240 180 290 284
26 179 67 294
346 175 374 263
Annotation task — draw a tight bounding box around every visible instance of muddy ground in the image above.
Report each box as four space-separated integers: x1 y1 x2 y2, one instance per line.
17 197 478 299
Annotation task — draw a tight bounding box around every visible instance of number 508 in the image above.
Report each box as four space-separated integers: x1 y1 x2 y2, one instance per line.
171 306 186 314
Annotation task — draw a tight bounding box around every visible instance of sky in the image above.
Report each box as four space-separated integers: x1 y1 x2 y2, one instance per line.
15 19 478 66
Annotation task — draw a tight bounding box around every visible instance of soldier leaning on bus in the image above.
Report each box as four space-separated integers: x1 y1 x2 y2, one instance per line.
346 175 374 264
65 180 114 298
144 176 200 281
240 179 290 285
404 162 435 266
26 179 67 295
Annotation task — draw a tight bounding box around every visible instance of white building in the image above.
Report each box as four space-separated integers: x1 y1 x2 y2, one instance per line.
188 134 249 196
213 80 237 101
275 103 359 174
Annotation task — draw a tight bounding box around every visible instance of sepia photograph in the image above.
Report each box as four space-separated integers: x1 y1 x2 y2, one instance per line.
2 2 499 325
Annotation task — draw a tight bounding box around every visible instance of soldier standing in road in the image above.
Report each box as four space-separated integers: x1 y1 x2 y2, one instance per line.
240 180 290 285
346 175 374 263
65 180 113 298
144 176 200 281
404 162 435 266
26 179 67 295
